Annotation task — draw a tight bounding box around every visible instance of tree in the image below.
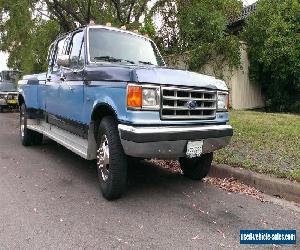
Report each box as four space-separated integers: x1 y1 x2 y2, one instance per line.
243 0 300 112
150 0 242 79
1 0 242 79
0 0 153 73
178 0 242 77
150 0 180 54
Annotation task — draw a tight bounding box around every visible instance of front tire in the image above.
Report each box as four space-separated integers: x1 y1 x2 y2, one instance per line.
20 104 43 146
96 116 128 200
179 153 213 180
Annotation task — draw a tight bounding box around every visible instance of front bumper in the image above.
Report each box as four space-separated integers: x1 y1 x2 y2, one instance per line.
118 124 233 159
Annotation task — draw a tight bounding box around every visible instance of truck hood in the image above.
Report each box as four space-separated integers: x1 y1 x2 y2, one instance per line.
85 65 228 91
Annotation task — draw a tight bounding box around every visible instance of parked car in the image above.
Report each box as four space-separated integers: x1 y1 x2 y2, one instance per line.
0 71 20 112
18 24 233 200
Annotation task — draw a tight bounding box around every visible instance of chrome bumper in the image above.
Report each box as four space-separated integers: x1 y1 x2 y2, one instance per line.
118 124 233 159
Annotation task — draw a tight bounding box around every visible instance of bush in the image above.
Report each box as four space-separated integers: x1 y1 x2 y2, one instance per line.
243 0 300 113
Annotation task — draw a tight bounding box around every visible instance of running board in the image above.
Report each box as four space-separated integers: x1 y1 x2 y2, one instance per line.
27 120 96 160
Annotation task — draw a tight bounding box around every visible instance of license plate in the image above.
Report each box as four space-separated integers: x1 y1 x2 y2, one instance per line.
186 140 203 158
7 100 17 104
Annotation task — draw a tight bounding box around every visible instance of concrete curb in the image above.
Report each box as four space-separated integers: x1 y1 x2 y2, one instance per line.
210 164 300 203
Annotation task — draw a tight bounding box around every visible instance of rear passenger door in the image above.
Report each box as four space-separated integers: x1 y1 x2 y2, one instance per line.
45 36 68 117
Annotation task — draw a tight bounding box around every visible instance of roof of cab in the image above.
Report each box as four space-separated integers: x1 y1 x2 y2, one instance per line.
55 24 150 42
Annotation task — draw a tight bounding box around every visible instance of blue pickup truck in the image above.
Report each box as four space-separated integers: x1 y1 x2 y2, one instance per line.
18 24 233 200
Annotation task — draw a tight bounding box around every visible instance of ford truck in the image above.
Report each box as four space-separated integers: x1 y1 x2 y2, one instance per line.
18 25 233 200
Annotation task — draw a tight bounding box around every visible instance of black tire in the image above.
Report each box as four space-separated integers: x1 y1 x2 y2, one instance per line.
179 153 213 180
0 106 3 112
20 104 43 146
96 116 128 200
127 156 142 167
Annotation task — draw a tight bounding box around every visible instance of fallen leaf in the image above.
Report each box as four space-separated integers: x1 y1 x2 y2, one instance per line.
204 177 265 202
192 235 201 240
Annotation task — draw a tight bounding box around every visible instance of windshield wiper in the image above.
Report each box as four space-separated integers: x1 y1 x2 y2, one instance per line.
94 56 135 64
138 61 154 65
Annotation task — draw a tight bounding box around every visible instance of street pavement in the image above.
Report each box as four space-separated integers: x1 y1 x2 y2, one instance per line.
0 112 299 249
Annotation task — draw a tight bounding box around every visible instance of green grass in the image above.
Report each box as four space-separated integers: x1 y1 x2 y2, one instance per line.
214 111 300 182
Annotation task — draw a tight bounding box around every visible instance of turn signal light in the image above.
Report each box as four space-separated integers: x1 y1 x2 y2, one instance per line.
127 85 142 108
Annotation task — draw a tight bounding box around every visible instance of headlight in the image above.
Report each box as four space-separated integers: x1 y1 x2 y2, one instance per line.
127 84 160 110
217 92 229 111
142 88 160 109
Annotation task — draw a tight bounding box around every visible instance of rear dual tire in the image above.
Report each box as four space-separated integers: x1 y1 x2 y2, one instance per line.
20 104 43 146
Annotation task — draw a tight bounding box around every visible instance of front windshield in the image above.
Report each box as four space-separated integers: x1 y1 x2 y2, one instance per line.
0 83 17 92
88 28 165 66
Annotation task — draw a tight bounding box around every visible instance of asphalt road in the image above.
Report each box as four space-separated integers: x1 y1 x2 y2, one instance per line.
0 112 299 249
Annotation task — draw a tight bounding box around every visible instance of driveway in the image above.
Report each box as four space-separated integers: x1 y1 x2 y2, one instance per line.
0 112 299 249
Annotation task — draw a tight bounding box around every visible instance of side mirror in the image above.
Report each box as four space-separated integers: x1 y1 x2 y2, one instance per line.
57 54 70 68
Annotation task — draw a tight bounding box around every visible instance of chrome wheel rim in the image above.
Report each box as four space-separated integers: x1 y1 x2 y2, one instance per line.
97 134 110 182
20 110 25 138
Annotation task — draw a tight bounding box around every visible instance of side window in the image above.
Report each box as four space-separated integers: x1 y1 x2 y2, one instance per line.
69 31 84 69
52 37 67 72
47 43 56 75
79 42 85 67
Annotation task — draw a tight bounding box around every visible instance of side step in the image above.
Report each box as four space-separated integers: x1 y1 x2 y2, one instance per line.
27 120 96 160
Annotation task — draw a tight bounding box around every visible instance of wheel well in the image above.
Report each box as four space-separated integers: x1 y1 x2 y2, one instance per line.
91 104 118 138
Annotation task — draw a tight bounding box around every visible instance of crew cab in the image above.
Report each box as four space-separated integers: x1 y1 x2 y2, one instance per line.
18 24 233 200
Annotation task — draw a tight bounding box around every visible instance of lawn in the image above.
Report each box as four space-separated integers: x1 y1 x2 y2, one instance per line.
214 111 300 182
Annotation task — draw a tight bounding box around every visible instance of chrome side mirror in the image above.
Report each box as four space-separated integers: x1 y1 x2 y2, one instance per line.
57 54 70 68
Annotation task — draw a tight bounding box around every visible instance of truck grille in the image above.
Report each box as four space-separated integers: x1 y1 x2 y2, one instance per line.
161 87 217 120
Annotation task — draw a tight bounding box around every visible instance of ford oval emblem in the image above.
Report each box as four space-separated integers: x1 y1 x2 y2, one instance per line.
186 100 198 109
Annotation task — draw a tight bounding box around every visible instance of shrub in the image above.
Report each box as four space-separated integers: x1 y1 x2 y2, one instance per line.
243 0 300 113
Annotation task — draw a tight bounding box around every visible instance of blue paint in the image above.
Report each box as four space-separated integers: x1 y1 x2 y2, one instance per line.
19 26 230 127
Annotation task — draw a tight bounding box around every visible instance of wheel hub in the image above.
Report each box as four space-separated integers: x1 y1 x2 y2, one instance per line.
97 134 110 182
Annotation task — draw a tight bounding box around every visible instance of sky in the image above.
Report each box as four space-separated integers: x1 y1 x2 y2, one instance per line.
0 52 8 71
243 0 257 5
0 0 257 72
